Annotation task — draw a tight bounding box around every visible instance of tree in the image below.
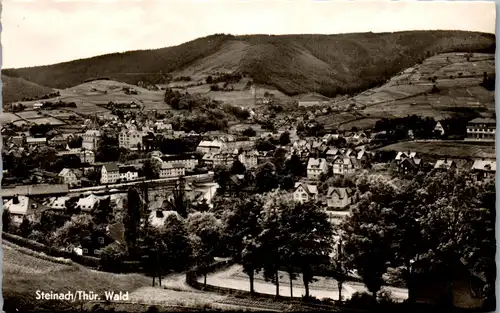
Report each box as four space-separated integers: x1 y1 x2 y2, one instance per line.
284 153 306 177
92 197 113 226
142 159 160 179
123 187 143 252
52 214 94 249
222 195 264 294
272 148 288 172
96 134 121 162
231 160 246 175
161 213 192 273
255 162 279 193
65 197 80 216
187 212 223 285
287 200 334 298
20 217 32 238
279 131 291 146
214 165 231 192
3 209 11 233
242 127 257 137
259 195 289 297
164 179 190 218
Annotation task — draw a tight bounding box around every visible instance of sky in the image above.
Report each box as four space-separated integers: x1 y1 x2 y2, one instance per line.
1 0 496 68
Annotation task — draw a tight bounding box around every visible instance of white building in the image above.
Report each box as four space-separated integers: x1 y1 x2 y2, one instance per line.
466 118 496 141
80 150 95 164
307 158 328 180
293 182 318 203
160 154 199 170
101 163 120 184
196 140 226 154
434 122 445 136
76 194 106 212
159 163 185 178
119 166 139 182
326 187 352 209
3 196 35 224
58 168 80 186
82 130 101 151
119 129 144 150
238 150 259 169
332 157 358 175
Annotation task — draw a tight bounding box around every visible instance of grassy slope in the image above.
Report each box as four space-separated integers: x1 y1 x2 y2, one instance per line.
377 140 496 159
2 243 150 312
2 75 54 104
3 31 495 97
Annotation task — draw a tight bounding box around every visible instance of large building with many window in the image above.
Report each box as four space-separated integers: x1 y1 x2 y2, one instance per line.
466 118 496 141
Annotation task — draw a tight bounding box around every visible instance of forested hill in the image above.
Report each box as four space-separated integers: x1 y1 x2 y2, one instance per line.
2 30 495 97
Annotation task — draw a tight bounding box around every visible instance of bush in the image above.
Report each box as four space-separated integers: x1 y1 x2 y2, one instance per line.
346 292 377 309
99 242 126 272
377 289 395 305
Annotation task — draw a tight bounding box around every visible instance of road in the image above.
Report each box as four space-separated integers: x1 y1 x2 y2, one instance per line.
199 264 408 302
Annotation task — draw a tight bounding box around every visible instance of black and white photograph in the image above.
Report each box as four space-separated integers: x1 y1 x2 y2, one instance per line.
0 1 496 312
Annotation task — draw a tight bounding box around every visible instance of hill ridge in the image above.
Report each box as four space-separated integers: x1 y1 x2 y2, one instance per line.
2 31 495 101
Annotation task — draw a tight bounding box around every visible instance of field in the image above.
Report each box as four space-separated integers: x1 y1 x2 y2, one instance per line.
1 74 54 104
357 53 495 120
0 112 23 124
378 140 496 159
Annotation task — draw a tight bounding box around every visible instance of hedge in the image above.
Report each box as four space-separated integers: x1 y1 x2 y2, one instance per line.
2 232 141 272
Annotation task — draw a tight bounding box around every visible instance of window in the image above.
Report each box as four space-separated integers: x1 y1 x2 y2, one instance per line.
99 237 104 244
83 248 88 254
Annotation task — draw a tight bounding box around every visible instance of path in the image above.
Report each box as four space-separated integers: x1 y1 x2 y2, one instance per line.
200 264 408 301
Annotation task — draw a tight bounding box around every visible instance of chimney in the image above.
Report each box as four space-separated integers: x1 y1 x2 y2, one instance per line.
12 195 19 204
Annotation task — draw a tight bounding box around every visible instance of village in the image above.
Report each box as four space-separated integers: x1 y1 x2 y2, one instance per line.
0 6 497 310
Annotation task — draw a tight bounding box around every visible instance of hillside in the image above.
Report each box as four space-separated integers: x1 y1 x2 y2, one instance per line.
2 75 54 105
316 51 495 130
3 31 495 97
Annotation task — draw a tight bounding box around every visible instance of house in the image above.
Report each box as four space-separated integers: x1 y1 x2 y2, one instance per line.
119 166 139 182
333 157 358 175
293 182 318 203
466 118 495 141
471 159 496 178
26 137 47 147
149 209 181 229
196 140 226 154
434 121 446 136
3 196 36 224
33 102 44 110
307 158 328 180
49 134 69 147
395 151 419 161
76 194 106 212
202 152 235 169
80 231 115 257
154 122 174 134
82 130 101 151
80 150 95 164
161 154 199 170
434 159 456 171
58 168 81 186
325 148 340 162
413 257 489 310
159 163 185 178
100 163 120 184
396 157 423 175
238 150 259 169
326 187 352 209
119 129 144 150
